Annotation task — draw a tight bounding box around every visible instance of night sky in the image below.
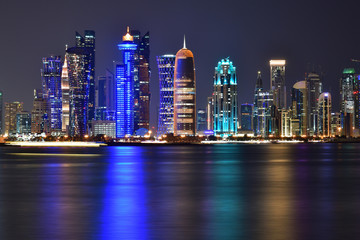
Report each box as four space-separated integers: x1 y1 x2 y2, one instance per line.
1 0 360 129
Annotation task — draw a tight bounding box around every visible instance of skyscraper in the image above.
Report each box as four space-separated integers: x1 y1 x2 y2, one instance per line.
4 102 23 135
354 74 360 134
41 56 62 133
240 104 253 131
31 89 48 134
76 30 96 122
116 27 137 138
340 68 355 137
206 96 214 131
61 55 70 133
291 81 308 136
306 72 322 136
131 30 151 131
255 90 273 137
157 54 175 136
173 37 196 136
213 57 238 135
253 71 263 136
197 109 207 133
270 60 286 109
16 112 31 134
318 92 332 137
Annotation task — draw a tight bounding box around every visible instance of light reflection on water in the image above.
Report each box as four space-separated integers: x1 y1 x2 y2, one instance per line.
1 144 360 239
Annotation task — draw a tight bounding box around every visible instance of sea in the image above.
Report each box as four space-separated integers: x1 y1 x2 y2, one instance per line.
1 143 360 240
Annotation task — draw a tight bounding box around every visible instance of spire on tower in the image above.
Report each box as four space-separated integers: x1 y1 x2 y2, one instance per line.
183 35 186 49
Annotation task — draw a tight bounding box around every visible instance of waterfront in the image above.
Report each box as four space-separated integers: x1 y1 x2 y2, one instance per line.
1 144 360 240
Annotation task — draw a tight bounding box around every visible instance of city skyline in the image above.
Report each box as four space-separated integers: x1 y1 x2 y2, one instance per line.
1 0 360 130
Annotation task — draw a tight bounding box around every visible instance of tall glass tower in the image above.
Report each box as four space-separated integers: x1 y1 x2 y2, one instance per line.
306 72 322 136
41 56 62 133
157 54 175 136
173 37 196 136
61 54 70 133
291 81 308 136
270 60 286 109
213 57 238 135
253 71 263 136
116 27 137 138
318 92 331 137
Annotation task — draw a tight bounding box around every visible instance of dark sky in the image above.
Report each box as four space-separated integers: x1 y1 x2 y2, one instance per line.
1 0 360 128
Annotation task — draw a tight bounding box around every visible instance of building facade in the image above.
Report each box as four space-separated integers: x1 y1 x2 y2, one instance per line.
197 109 207 133
213 58 238 135
206 96 214 131
240 104 253 131
31 89 48 134
291 81 308 136
16 112 31 134
340 68 355 137
61 55 70 133
157 54 175 136
253 71 263 136
306 72 322 136
4 102 23 135
318 92 332 137
270 60 286 109
173 37 196 136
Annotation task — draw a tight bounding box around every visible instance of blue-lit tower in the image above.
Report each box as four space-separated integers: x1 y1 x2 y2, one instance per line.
157 54 175 136
116 27 137 138
213 57 238 135
41 56 62 133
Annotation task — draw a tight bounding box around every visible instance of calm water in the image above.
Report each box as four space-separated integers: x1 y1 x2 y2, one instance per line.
1 143 360 240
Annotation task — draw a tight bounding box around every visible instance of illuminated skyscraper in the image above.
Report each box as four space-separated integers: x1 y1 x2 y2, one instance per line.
270 60 286 109
255 90 273 137
116 27 137 138
157 54 175 136
66 47 92 136
76 30 96 121
131 30 151 131
41 56 62 133
318 92 331 137
354 74 360 133
240 104 253 131
16 112 31 134
206 96 214 130
340 68 355 137
306 72 322 136
213 57 238 135
61 55 70 133
173 37 196 136
291 81 308 136
31 89 48 134
4 102 23 135
253 71 263 136
197 109 207 133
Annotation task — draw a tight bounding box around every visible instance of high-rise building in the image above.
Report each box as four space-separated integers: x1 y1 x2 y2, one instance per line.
76 30 96 122
0 91 3 134
270 60 286 109
213 57 238 135
16 112 31 134
131 30 151 131
279 109 291 137
318 92 332 137
306 72 322 136
240 104 253 131
331 112 341 136
291 81 308 136
197 109 207 133
157 54 175 136
96 69 115 122
4 102 23 135
340 68 355 137
116 27 137 138
253 71 263 136
206 96 214 131
61 55 70 133
41 56 62 133
255 90 274 137
173 37 196 136
31 89 48 134
354 74 360 135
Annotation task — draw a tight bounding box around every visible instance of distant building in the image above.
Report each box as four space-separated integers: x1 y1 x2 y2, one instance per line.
4 102 23 135
197 109 207 133
255 90 273 137
270 60 286 109
116 27 137 138
41 56 62 133
173 37 196 136
206 96 214 130
306 72 322 136
340 68 355 137
157 54 175 136
253 71 263 136
353 74 360 136
92 120 116 138
213 58 238 135
331 112 341 136
240 104 253 131
16 112 31 134
31 89 48 134
61 54 70 134
291 81 308 136
279 108 291 137
318 92 331 137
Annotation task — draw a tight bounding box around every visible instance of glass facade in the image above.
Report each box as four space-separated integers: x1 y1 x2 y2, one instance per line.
291 81 308 136
213 58 238 135
270 60 286 109
173 40 196 136
61 56 70 133
241 104 253 131
157 55 175 136
306 72 322 136
318 92 331 137
41 56 62 132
